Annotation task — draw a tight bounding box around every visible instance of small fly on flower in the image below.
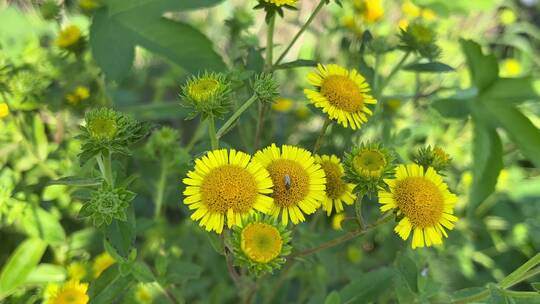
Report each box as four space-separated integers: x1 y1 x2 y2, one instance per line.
284 174 292 190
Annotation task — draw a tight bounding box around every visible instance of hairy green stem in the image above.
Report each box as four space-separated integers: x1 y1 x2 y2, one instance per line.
265 15 276 71
312 118 332 154
274 0 326 66
186 120 205 152
97 151 114 187
354 194 365 229
207 117 219 150
217 94 258 139
254 103 267 150
154 160 168 219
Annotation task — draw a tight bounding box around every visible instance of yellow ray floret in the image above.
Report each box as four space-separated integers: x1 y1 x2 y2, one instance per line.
253 144 326 225
304 64 376 130
378 164 458 249
46 280 89 304
262 0 297 7
183 149 274 233
315 155 356 215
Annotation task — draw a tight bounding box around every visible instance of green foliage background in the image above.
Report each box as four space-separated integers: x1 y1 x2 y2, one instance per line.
1 0 540 303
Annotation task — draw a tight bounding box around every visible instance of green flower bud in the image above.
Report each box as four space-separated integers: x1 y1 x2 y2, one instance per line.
344 142 396 196
399 22 441 59
253 73 279 104
79 184 135 227
180 72 231 120
145 127 180 159
40 0 60 21
413 145 451 173
231 214 292 276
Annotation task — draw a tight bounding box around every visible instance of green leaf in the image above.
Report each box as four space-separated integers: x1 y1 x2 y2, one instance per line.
90 9 135 81
532 283 540 292
103 207 135 259
396 254 418 293
48 176 103 187
432 98 470 119
403 61 454 73
206 233 224 255
469 115 503 211
488 284 509 304
274 59 318 70
460 39 498 91
482 77 540 104
481 99 540 168
0 238 47 299
131 262 156 283
339 268 394 303
451 287 487 301
107 0 225 16
25 264 66 285
33 115 48 161
88 265 135 304
22 206 66 246
324 291 341 304
164 261 203 284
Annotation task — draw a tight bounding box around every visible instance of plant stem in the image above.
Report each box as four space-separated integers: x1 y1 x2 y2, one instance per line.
154 160 168 219
186 120 205 152
290 213 392 258
217 94 258 139
265 14 276 71
274 0 326 66
96 151 114 187
207 117 219 150
377 51 411 96
312 118 332 154
354 193 365 229
254 103 267 150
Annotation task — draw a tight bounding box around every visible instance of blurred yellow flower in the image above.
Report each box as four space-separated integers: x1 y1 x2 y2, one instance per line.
356 0 384 23
402 1 421 18
499 8 517 26
497 169 509 191
56 25 82 49
272 97 294 112
398 19 409 30
315 155 356 216
46 280 89 304
79 0 101 11
331 213 345 230
500 58 522 77
295 104 310 119
262 0 297 7
68 262 87 281
93 252 115 278
461 171 473 189
135 284 153 303
422 8 437 21
66 86 90 105
0 103 9 119
386 99 402 112
342 15 363 35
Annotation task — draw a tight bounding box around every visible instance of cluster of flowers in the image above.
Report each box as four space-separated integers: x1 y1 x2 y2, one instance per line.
180 60 458 275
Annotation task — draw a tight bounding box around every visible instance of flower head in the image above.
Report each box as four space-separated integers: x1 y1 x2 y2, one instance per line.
79 0 102 11
304 64 377 130
272 97 294 112
253 73 280 104
40 0 60 20
79 184 135 226
354 0 384 24
92 252 115 278
500 58 522 77
181 72 231 119
379 164 458 249
46 280 89 304
331 213 345 230
344 142 395 196
232 214 291 275
399 22 440 59
414 146 451 173
253 144 326 225
56 25 84 52
68 262 87 281
0 103 9 119
315 155 356 216
66 86 90 105
255 0 298 22
183 149 274 233
261 0 297 7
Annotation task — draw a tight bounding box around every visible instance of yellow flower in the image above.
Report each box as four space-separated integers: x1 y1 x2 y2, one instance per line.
295 104 310 119
315 155 356 216
304 64 377 130
379 164 458 249
56 25 82 49
398 19 409 30
499 8 517 26
0 103 9 119
331 213 345 230
272 98 294 112
342 15 363 35
93 252 115 278
135 284 153 303
355 0 384 23
67 262 87 281
241 222 283 263
402 1 421 18
79 0 101 11
500 58 522 77
253 144 326 225
422 8 437 21
66 86 90 105
262 0 297 7
183 149 274 233
46 280 89 304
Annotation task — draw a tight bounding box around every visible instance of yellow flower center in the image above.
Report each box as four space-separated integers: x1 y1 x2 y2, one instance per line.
353 150 387 178
50 283 89 304
57 26 81 48
319 161 347 199
188 78 220 102
88 118 117 140
320 75 364 113
241 223 283 263
201 165 258 213
267 159 309 207
394 176 444 227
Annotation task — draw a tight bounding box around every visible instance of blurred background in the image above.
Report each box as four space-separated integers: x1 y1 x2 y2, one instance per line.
1 0 540 303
